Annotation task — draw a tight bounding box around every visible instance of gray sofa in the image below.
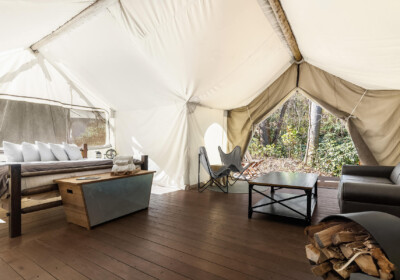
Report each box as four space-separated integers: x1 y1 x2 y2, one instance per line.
338 163 400 217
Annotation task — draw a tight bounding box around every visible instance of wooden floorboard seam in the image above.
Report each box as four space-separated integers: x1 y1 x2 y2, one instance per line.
0 187 340 280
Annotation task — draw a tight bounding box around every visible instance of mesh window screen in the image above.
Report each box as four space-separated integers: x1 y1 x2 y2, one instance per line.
68 109 108 147
0 99 109 147
0 99 68 144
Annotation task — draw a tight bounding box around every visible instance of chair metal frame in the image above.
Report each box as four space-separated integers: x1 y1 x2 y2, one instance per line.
198 147 231 193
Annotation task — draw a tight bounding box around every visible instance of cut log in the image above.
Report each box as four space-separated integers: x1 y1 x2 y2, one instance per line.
340 244 354 259
323 271 343 280
314 222 356 248
321 246 345 260
354 255 379 277
305 220 395 280
305 221 341 237
332 230 370 246
332 231 357 245
364 240 379 249
339 241 364 259
378 270 394 280
311 262 332 276
331 259 359 279
371 248 395 279
306 244 328 264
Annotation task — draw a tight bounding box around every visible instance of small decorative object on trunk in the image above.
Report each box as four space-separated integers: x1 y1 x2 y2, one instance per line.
105 148 117 159
111 155 140 176
304 213 398 280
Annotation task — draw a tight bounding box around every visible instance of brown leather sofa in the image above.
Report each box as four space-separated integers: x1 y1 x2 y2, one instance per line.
338 163 400 217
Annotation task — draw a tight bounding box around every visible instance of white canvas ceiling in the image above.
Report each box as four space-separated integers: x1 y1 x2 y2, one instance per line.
0 0 94 53
281 0 400 90
0 0 399 188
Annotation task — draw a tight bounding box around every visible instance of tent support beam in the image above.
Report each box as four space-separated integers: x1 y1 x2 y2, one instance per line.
266 0 303 62
30 0 117 52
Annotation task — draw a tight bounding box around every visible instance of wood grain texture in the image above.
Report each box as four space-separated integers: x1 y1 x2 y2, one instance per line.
9 164 21 238
54 170 155 185
58 183 91 229
0 182 340 279
21 184 59 196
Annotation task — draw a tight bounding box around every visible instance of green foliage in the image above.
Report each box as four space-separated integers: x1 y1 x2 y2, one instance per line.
248 138 284 158
281 125 300 158
74 120 106 147
315 122 359 176
248 93 359 176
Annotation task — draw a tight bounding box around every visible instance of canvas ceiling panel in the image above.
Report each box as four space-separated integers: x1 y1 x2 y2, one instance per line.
197 40 291 109
0 48 105 109
281 0 400 90
42 10 178 111
115 104 188 188
112 0 291 108
0 0 93 52
116 0 194 40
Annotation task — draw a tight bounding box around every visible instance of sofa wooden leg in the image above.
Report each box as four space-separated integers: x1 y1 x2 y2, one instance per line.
9 164 21 238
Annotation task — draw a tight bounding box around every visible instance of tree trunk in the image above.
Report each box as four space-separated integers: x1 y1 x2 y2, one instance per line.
271 103 288 144
304 101 322 165
259 119 271 146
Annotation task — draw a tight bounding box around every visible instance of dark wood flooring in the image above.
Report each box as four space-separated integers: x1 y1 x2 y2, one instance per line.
0 181 340 280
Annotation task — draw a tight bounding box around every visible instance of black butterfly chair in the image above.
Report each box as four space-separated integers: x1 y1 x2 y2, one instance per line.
218 146 252 186
198 146 231 193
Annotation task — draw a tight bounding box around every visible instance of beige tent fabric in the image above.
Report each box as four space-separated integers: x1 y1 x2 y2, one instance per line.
298 63 400 166
227 62 400 166
227 64 297 153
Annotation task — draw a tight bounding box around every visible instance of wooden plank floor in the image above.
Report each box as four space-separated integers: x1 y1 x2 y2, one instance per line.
0 182 339 280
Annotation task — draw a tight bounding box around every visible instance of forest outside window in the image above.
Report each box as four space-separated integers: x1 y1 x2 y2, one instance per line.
68 109 109 148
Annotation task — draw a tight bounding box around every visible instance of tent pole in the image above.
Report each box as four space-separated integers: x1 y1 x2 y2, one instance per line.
265 0 303 62
30 0 117 52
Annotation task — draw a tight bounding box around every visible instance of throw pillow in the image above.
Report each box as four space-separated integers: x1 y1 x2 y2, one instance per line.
49 143 69 161
21 142 40 162
62 142 83 160
3 141 24 162
35 141 57 161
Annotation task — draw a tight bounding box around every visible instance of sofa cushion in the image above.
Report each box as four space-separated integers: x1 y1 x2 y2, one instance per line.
49 143 69 161
390 163 400 184
21 142 40 162
341 175 393 185
62 142 83 160
3 141 24 162
35 141 57 161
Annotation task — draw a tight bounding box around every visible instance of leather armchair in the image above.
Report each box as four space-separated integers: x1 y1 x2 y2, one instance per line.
338 164 400 217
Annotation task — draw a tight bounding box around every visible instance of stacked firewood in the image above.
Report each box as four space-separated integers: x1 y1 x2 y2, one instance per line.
304 220 396 279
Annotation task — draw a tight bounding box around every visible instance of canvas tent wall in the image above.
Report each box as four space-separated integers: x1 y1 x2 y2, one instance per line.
0 0 399 189
227 63 400 166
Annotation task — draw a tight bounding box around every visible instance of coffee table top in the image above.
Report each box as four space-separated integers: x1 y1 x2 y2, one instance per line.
249 172 318 190
54 170 155 185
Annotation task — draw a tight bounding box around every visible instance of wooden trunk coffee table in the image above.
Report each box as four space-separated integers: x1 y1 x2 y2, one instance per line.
248 172 318 224
55 170 155 229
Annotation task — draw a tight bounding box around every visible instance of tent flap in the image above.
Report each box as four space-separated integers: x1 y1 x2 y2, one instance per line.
227 64 297 154
299 63 400 166
227 62 400 166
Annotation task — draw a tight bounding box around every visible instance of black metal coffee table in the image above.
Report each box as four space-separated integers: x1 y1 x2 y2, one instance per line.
248 172 318 223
